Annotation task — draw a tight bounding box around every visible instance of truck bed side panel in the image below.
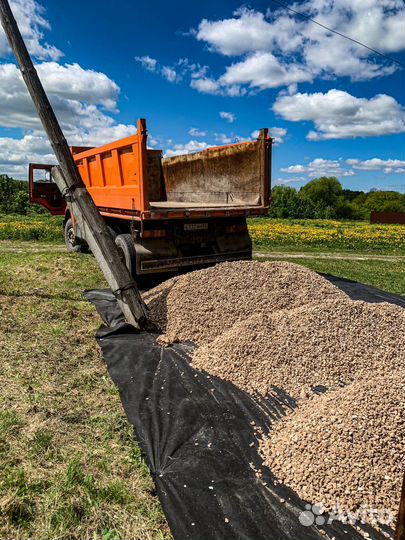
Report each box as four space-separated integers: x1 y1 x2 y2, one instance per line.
74 128 149 213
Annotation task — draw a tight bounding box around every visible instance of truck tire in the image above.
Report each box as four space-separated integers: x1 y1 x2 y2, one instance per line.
115 234 137 276
64 218 82 253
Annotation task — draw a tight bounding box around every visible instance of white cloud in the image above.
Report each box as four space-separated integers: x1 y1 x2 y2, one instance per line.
136 56 207 86
384 168 405 174
191 2 405 93
0 134 52 163
281 158 355 178
39 62 119 111
190 76 222 94
347 158 405 172
0 0 63 61
282 164 306 174
274 89 405 140
0 62 122 130
0 38 137 175
214 133 233 144
164 140 211 157
0 1 153 178
219 52 312 90
68 123 138 147
274 176 307 185
0 134 56 177
280 156 405 180
189 127 207 137
134 55 157 72
219 111 236 123
161 66 180 83
270 127 287 145
302 34 395 81
196 9 275 56
0 121 140 178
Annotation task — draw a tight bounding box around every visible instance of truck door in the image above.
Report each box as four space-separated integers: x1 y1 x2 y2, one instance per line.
29 163 66 215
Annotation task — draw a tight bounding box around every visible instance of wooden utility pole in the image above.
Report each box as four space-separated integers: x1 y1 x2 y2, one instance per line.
0 0 148 328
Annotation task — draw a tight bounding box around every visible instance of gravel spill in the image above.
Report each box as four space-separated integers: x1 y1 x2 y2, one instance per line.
260 371 405 523
192 299 405 398
144 261 347 345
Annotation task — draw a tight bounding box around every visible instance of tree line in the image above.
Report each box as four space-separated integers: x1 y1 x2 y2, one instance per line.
269 177 405 220
0 174 47 215
1 173 404 219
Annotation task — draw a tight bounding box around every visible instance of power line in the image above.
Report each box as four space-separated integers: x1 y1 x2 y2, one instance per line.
269 0 405 68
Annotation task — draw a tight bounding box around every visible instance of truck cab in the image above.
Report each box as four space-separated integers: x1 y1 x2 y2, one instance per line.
29 163 65 215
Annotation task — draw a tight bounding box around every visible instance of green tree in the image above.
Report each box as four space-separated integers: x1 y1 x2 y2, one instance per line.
12 190 30 215
335 196 354 219
269 186 300 218
0 174 46 215
0 174 26 213
300 177 343 207
342 189 364 202
364 191 405 213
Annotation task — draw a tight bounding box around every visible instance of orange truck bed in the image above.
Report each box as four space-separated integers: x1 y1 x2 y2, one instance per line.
73 119 271 220
29 119 272 275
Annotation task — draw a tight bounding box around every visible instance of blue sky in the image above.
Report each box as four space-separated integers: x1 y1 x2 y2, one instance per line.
0 0 404 192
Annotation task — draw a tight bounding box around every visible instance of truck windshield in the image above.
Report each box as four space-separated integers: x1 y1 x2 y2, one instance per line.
33 168 52 183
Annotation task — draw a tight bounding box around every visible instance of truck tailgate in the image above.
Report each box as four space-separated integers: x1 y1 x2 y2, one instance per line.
156 133 271 211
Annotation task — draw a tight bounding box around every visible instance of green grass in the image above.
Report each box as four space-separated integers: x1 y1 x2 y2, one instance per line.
253 254 405 295
0 214 63 242
0 245 169 540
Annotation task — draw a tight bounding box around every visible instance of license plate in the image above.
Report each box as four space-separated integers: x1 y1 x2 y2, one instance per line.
183 223 208 231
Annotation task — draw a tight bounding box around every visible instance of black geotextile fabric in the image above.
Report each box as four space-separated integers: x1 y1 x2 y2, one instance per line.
84 277 405 540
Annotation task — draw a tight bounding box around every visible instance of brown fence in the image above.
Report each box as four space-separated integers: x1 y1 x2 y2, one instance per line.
370 211 405 224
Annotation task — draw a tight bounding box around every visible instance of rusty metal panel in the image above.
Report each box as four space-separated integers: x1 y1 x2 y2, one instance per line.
370 211 405 224
161 136 270 207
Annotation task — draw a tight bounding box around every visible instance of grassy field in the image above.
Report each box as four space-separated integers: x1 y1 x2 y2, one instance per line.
248 218 405 254
0 247 169 540
0 216 404 539
254 253 405 295
1 215 405 255
0 214 63 242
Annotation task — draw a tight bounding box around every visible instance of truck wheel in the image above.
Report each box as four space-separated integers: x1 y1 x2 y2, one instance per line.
64 218 82 253
115 234 137 276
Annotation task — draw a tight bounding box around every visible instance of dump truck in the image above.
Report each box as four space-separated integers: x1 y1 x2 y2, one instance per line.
29 119 272 277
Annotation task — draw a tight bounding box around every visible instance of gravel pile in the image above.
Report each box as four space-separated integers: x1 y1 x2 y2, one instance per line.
143 275 180 331
260 371 405 522
144 261 347 345
143 261 404 528
192 299 405 398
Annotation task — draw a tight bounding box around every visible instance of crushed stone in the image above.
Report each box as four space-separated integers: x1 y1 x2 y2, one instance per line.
144 261 347 345
260 371 405 524
192 299 404 398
